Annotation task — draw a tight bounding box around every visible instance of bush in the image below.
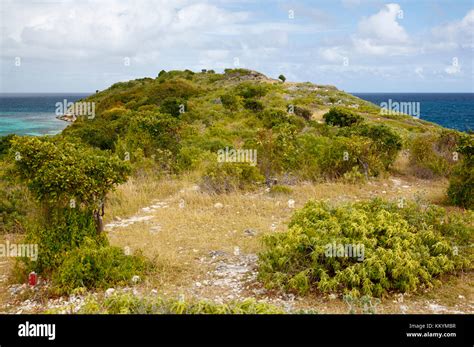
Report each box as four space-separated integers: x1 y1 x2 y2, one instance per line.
125 111 181 158
323 107 363 127
159 97 186 118
243 99 264 112
448 135 473 209
409 133 458 178
52 238 150 294
236 82 268 99
293 106 312 121
339 124 402 170
201 161 264 193
258 199 471 297
220 92 241 111
259 109 304 129
73 293 284 314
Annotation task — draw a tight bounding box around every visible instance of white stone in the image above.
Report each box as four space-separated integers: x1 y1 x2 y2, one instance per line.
288 199 295 208
214 202 224 209
233 246 240 256
105 288 115 297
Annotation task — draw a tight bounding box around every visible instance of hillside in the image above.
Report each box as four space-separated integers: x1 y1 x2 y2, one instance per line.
0 68 472 314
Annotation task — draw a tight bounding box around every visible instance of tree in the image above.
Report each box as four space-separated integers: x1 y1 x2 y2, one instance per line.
10 137 130 233
323 107 363 127
278 74 286 83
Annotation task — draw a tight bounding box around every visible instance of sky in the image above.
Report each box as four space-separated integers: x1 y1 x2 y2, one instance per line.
0 0 473 93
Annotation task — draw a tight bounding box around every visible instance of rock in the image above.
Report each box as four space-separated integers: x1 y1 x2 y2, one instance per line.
233 246 240 256
105 288 116 297
179 199 185 208
458 295 465 299
328 294 337 300
209 250 227 258
195 282 202 288
244 229 257 236
287 199 295 208
132 275 140 284
151 289 158 295
214 202 224 209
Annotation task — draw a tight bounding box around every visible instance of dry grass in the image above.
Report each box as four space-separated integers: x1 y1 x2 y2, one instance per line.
105 174 450 293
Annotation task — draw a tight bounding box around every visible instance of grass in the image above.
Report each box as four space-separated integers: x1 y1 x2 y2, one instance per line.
103 163 449 295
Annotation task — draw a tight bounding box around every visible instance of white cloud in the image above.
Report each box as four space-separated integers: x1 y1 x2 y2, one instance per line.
432 9 474 49
357 3 408 43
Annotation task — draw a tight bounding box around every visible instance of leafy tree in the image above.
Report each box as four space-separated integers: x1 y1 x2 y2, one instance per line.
323 107 363 127
278 74 286 82
10 137 130 233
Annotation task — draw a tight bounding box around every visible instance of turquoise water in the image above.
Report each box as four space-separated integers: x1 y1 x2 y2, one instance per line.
0 93 90 136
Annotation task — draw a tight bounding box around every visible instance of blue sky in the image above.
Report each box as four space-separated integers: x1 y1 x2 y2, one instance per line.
0 0 473 92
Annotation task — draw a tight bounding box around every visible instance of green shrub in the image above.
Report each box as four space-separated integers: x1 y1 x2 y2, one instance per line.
323 107 363 127
159 97 187 117
52 238 150 294
448 135 473 209
409 133 458 178
258 199 472 297
0 134 14 158
260 109 304 129
236 82 268 99
74 293 283 314
124 111 181 158
339 124 402 170
243 99 264 112
220 92 241 111
201 161 264 193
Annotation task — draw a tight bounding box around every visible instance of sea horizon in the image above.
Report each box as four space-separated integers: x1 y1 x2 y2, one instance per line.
0 92 473 136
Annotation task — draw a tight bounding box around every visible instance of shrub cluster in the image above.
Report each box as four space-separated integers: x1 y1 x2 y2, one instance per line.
258 199 472 297
448 135 473 209
73 294 284 314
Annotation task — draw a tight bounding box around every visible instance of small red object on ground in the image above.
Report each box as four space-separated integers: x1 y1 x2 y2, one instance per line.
28 272 37 286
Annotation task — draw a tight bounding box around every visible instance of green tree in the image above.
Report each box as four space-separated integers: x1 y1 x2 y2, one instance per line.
278 74 286 83
10 137 130 233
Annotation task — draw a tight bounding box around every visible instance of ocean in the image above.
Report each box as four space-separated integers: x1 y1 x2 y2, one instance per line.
0 93 472 136
353 93 473 132
0 93 90 137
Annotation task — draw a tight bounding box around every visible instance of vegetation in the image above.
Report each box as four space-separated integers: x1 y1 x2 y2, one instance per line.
258 199 472 297
448 135 473 209
0 68 472 309
70 294 284 314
